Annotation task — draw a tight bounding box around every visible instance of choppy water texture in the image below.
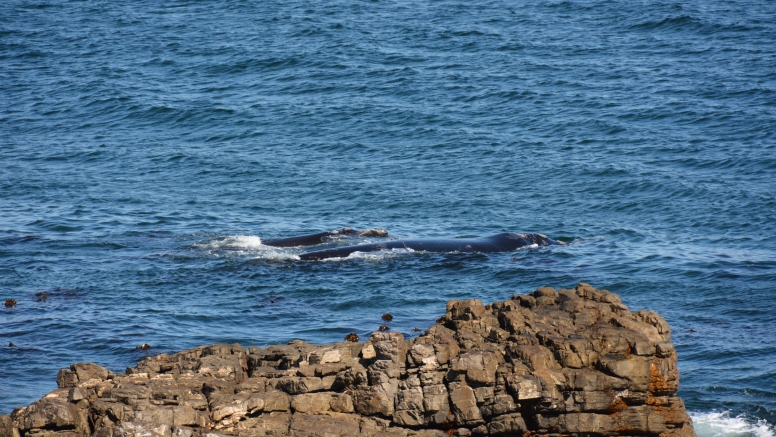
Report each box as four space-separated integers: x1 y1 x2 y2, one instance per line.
1 0 775 434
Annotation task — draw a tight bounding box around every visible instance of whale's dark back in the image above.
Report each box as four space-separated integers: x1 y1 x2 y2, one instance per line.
297 232 558 260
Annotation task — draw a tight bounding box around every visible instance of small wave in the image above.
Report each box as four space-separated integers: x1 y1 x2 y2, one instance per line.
692 411 774 437
630 15 702 31
0 235 38 246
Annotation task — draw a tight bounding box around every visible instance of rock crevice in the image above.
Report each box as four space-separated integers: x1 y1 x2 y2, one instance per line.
1 284 695 437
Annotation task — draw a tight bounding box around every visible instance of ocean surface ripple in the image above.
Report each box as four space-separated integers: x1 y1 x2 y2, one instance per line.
1 0 775 435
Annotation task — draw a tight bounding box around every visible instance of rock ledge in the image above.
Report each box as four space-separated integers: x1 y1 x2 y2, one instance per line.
1 284 695 437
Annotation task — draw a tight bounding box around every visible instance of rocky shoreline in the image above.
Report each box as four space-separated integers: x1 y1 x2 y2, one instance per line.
0 284 695 437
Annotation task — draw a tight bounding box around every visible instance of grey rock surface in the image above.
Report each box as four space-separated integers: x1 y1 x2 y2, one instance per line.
2 284 695 437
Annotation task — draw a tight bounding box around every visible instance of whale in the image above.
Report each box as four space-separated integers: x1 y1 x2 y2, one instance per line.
298 232 560 261
262 228 387 248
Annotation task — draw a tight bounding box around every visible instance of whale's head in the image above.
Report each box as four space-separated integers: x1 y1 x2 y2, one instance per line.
501 232 560 247
524 233 563 246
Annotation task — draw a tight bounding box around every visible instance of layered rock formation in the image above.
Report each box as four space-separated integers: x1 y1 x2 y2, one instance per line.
1 284 695 437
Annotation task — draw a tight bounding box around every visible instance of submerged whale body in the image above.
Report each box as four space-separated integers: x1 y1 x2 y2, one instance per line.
298 232 560 261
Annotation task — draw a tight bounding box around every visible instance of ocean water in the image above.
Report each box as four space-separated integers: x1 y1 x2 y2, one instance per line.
1 0 774 435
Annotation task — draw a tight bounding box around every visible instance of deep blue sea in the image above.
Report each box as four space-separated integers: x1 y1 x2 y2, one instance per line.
1 0 775 434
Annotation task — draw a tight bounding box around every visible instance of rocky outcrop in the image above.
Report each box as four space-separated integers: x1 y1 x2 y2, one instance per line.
1 284 695 437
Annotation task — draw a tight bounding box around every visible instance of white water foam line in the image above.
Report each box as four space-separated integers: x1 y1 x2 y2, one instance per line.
193 235 263 250
318 247 416 262
191 235 266 250
191 235 299 261
692 412 774 437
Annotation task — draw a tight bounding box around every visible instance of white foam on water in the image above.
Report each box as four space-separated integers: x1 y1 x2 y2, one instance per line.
692 411 774 437
251 252 301 262
319 248 415 262
510 243 540 252
191 235 302 261
193 235 263 250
